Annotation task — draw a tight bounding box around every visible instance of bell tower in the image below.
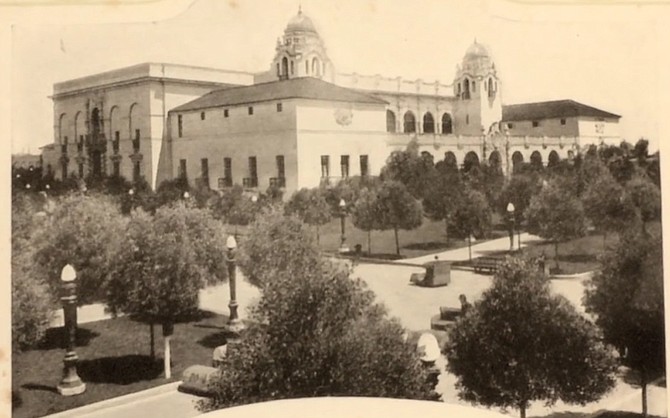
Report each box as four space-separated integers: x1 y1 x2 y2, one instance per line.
270 7 334 82
453 40 502 136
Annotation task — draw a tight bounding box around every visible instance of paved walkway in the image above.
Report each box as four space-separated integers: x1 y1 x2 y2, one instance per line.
45 232 666 418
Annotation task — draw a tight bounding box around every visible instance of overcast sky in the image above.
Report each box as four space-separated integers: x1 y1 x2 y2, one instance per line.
8 0 667 153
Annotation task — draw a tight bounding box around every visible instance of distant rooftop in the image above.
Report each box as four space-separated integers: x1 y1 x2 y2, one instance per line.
53 62 255 97
502 99 620 122
171 77 388 112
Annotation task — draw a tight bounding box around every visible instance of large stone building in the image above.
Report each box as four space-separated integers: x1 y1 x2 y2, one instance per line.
42 9 621 193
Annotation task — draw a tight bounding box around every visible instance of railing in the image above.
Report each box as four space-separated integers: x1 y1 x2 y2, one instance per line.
269 177 286 188
243 177 258 188
218 177 233 188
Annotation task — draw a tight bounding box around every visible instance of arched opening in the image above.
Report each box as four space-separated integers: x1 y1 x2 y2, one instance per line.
403 111 416 133
463 151 480 173
512 151 524 174
423 112 435 134
282 57 289 79
463 79 470 99
488 150 502 167
548 150 560 168
58 113 66 143
530 151 543 169
386 110 396 133
444 151 457 168
312 58 320 76
441 113 453 134
91 108 101 138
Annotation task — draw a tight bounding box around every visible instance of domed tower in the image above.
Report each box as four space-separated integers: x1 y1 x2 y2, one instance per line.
269 8 334 82
453 40 502 136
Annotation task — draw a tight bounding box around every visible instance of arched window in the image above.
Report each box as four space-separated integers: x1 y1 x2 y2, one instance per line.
512 151 524 174
282 57 289 79
312 58 320 76
423 112 435 134
386 110 396 133
548 150 560 168
488 150 501 167
530 151 543 169
441 113 453 134
58 113 66 143
403 111 416 133
463 151 480 173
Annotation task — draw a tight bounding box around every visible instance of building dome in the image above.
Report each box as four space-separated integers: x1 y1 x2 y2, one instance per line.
463 40 492 62
460 40 495 76
285 9 317 34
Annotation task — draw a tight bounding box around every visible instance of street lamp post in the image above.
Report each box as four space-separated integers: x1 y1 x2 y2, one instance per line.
506 202 515 252
57 264 86 396
225 236 243 338
338 198 349 253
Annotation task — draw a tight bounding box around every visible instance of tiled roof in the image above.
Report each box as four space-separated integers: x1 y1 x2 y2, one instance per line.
502 99 620 122
171 77 388 112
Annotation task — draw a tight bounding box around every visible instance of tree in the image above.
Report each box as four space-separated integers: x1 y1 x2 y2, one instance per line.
584 230 664 417
351 186 380 254
380 140 437 200
581 171 637 246
422 167 463 245
498 173 540 234
32 193 128 305
446 257 617 418
452 189 491 261
200 229 437 411
285 188 332 245
154 177 191 208
625 174 661 232
105 204 228 378
11 194 55 351
238 207 322 288
374 181 423 256
211 185 261 235
525 181 587 271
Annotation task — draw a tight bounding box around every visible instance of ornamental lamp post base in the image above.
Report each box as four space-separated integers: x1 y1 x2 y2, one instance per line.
226 300 244 341
57 352 86 396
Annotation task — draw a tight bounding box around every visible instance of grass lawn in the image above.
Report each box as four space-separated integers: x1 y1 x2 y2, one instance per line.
224 214 508 260
12 312 230 418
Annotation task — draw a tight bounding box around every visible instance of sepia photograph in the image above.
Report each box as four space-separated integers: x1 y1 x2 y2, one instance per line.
5 0 668 417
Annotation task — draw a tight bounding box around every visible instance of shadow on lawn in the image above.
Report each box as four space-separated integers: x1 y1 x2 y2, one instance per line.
37 327 100 350
404 241 453 251
198 332 230 349
529 411 590 418
77 355 162 385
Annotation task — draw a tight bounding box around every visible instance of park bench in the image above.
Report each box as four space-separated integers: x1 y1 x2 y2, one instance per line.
473 256 503 274
430 306 461 331
410 260 452 287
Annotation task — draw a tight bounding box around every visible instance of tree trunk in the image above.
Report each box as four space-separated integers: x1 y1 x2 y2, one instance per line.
162 322 174 379
444 219 449 246
394 228 400 256
519 405 526 418
316 225 320 246
149 322 155 361
367 230 372 255
468 234 472 262
641 368 648 418
554 241 560 270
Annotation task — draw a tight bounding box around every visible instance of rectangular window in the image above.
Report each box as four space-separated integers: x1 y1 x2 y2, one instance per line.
341 155 350 178
178 115 183 137
507 123 514 129
114 131 120 153
248 156 257 179
200 111 206 120
248 106 254 115
276 155 285 178
532 121 539 128
113 161 120 177
179 159 187 179
133 161 141 182
62 136 68 154
134 129 141 151
321 155 330 178
360 155 369 177
224 109 229 118
201 158 209 180
560 118 566 125
277 103 283 112
224 157 232 182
